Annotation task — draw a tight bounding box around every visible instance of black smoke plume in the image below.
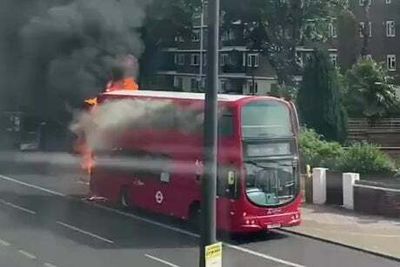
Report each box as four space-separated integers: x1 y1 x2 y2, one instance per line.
0 0 149 122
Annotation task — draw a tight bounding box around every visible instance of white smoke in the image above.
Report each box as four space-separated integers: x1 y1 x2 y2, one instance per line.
70 98 204 151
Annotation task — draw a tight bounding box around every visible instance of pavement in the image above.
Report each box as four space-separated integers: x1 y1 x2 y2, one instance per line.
284 204 400 260
0 151 398 267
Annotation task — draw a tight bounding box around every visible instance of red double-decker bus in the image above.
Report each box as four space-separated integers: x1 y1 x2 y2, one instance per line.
89 90 301 233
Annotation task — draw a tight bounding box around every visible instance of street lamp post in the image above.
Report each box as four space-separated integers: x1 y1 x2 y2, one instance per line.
200 0 219 266
198 0 205 92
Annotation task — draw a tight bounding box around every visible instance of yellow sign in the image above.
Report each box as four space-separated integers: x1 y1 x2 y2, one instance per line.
205 242 222 267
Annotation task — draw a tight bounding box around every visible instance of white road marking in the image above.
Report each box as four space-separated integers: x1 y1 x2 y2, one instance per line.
56 221 114 244
145 254 180 267
0 198 36 215
0 238 10 247
18 249 37 260
0 174 66 197
90 202 199 238
224 244 306 267
0 173 305 267
76 180 89 185
44 262 58 267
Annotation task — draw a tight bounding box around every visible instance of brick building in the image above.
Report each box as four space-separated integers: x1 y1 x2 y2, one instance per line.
350 0 400 79
150 0 399 94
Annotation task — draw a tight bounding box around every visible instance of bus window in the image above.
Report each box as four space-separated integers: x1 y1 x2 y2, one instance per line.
219 112 234 137
241 100 292 139
96 149 170 180
195 111 234 137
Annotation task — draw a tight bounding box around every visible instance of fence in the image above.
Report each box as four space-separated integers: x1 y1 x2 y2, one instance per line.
348 118 400 130
347 118 400 153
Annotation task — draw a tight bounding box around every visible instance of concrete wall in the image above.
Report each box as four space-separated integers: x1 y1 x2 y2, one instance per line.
354 183 400 218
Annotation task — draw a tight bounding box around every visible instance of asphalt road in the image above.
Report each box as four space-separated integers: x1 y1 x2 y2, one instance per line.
0 154 398 267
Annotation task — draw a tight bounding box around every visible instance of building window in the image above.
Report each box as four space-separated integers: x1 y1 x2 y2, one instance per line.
190 78 200 90
386 21 396 37
221 30 235 41
387 55 396 71
386 0 391 4
190 54 200 66
329 22 337 38
174 35 184 43
247 53 260 67
174 76 183 89
366 54 373 60
202 53 207 66
330 54 338 67
295 52 304 67
192 30 200 42
220 53 229 66
359 22 372 37
176 54 185 65
200 78 206 89
359 0 371 6
247 81 258 94
193 7 202 19
220 79 232 93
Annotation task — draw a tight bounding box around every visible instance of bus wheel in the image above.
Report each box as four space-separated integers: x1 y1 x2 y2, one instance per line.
119 187 130 209
189 203 201 232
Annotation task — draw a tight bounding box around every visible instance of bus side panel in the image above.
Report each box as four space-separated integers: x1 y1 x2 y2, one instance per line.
120 132 203 219
90 169 129 204
126 172 201 219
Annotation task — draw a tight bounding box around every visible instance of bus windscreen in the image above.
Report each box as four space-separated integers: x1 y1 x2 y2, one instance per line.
241 100 292 139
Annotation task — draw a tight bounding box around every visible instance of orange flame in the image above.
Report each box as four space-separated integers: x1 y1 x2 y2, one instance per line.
81 143 94 176
78 78 138 175
78 97 98 176
85 97 98 106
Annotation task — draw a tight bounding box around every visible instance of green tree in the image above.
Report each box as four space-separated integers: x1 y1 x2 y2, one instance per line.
345 59 399 120
297 49 347 142
222 0 347 85
337 9 358 71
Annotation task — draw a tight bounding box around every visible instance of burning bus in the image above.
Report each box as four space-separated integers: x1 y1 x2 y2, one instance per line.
83 90 302 233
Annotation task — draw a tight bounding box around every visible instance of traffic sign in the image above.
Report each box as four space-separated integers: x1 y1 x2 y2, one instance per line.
205 242 222 267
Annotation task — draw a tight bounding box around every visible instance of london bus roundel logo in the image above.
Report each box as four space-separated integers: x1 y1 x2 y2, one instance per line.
155 191 164 204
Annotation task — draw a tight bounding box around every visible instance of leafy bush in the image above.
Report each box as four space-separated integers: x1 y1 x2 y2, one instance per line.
299 128 396 177
299 128 343 169
337 143 395 175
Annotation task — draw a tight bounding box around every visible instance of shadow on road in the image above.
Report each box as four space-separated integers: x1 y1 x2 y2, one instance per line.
0 190 198 250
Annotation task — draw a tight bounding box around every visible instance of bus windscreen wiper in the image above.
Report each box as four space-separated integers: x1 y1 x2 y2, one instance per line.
244 159 293 168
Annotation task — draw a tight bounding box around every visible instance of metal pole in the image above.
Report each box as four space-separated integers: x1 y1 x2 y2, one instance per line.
252 67 255 95
198 0 205 92
200 0 219 265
